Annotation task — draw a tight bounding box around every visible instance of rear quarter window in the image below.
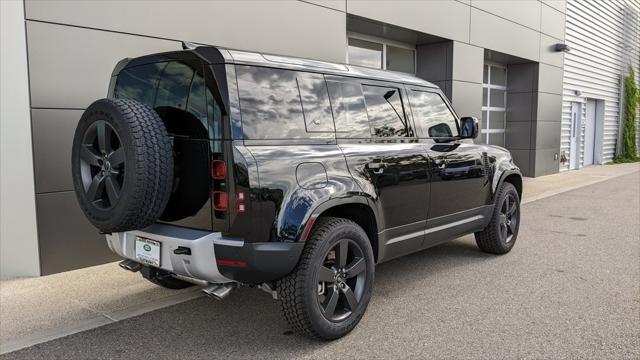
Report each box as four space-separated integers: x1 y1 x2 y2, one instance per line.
113 60 222 141
326 80 370 138
236 65 334 140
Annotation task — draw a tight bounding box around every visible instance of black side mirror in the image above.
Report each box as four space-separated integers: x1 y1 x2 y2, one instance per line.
459 117 479 139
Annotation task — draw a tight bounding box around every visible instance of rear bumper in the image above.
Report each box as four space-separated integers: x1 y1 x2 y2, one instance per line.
106 223 304 285
106 223 232 284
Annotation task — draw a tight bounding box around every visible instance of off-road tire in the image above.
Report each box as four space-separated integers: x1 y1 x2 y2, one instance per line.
277 217 375 340
71 98 173 233
475 182 521 254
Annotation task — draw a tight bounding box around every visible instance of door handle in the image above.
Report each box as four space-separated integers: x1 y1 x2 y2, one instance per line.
366 162 387 174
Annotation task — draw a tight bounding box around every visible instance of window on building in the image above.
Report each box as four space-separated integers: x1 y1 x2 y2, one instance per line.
386 45 415 73
408 90 458 139
347 35 416 74
482 64 507 146
348 38 383 69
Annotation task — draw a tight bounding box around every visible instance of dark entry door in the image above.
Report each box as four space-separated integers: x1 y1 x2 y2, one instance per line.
326 77 430 261
406 88 490 247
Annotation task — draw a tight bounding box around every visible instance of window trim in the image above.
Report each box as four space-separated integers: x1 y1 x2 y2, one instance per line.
346 32 417 74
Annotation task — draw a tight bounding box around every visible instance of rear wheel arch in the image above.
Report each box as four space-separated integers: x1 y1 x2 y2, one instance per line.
306 201 380 262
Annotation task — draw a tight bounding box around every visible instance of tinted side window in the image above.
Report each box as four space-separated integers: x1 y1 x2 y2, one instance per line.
362 85 410 137
114 62 167 105
237 66 334 140
155 62 194 110
326 80 369 138
408 90 458 138
114 61 222 140
297 73 334 133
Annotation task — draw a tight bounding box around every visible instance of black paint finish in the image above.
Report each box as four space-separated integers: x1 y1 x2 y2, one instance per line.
106 46 522 284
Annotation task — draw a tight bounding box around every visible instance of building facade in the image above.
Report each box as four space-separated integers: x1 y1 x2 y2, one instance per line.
561 0 640 170
0 0 637 278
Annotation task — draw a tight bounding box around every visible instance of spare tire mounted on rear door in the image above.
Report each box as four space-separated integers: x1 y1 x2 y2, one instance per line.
71 98 174 233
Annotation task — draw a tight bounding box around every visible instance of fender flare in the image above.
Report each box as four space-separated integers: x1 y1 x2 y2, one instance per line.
295 194 381 243
494 168 523 200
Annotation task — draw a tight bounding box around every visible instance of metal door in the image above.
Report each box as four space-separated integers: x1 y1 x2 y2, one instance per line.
569 102 582 170
584 99 597 166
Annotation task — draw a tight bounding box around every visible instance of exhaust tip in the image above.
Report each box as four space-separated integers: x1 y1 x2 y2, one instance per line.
202 284 234 300
119 259 142 272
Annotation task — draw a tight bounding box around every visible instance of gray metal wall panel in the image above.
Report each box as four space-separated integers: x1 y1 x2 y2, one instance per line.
470 0 542 31
32 109 83 193
452 42 484 83
301 0 345 12
36 191 117 275
346 0 471 43
505 121 533 150
469 7 541 61
561 0 640 170
541 0 566 14
537 92 563 121
533 148 560 176
26 21 179 109
416 42 453 82
507 93 536 122
534 121 562 149
451 81 483 119
540 2 566 40
25 0 347 63
540 33 565 67
539 63 564 95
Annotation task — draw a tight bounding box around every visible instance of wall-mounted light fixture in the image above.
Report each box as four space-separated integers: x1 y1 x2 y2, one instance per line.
554 43 571 52
574 90 583 97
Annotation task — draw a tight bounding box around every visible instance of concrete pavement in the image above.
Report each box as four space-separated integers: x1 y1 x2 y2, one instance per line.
1 163 639 357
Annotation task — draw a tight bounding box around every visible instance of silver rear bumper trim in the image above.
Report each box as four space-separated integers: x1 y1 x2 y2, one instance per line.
106 223 232 284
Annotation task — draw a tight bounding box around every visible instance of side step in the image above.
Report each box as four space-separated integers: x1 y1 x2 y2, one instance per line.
119 259 142 272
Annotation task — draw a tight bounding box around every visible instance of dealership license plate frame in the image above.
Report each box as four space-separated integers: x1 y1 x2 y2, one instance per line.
135 236 161 267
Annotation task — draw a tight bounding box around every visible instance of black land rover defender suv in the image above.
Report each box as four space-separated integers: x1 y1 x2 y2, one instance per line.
71 45 522 340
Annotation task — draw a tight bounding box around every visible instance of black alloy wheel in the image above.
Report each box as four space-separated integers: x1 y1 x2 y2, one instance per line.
498 193 518 243
475 182 521 254
316 239 367 322
278 217 375 340
79 120 125 210
71 98 173 233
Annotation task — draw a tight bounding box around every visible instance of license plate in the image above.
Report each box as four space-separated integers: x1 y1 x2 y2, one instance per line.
135 236 161 267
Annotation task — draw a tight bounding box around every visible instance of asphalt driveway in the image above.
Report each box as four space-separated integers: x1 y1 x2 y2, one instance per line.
3 172 639 359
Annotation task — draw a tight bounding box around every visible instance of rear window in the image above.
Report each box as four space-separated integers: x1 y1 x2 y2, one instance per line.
113 61 222 142
236 65 334 140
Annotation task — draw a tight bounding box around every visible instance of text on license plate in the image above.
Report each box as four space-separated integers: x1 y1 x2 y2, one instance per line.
135 237 161 267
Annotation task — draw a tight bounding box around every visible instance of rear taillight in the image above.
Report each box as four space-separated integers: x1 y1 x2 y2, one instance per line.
212 191 228 211
211 160 226 180
236 191 247 213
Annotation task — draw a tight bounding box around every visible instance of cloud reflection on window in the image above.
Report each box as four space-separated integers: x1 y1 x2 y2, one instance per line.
237 66 334 140
408 90 458 139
